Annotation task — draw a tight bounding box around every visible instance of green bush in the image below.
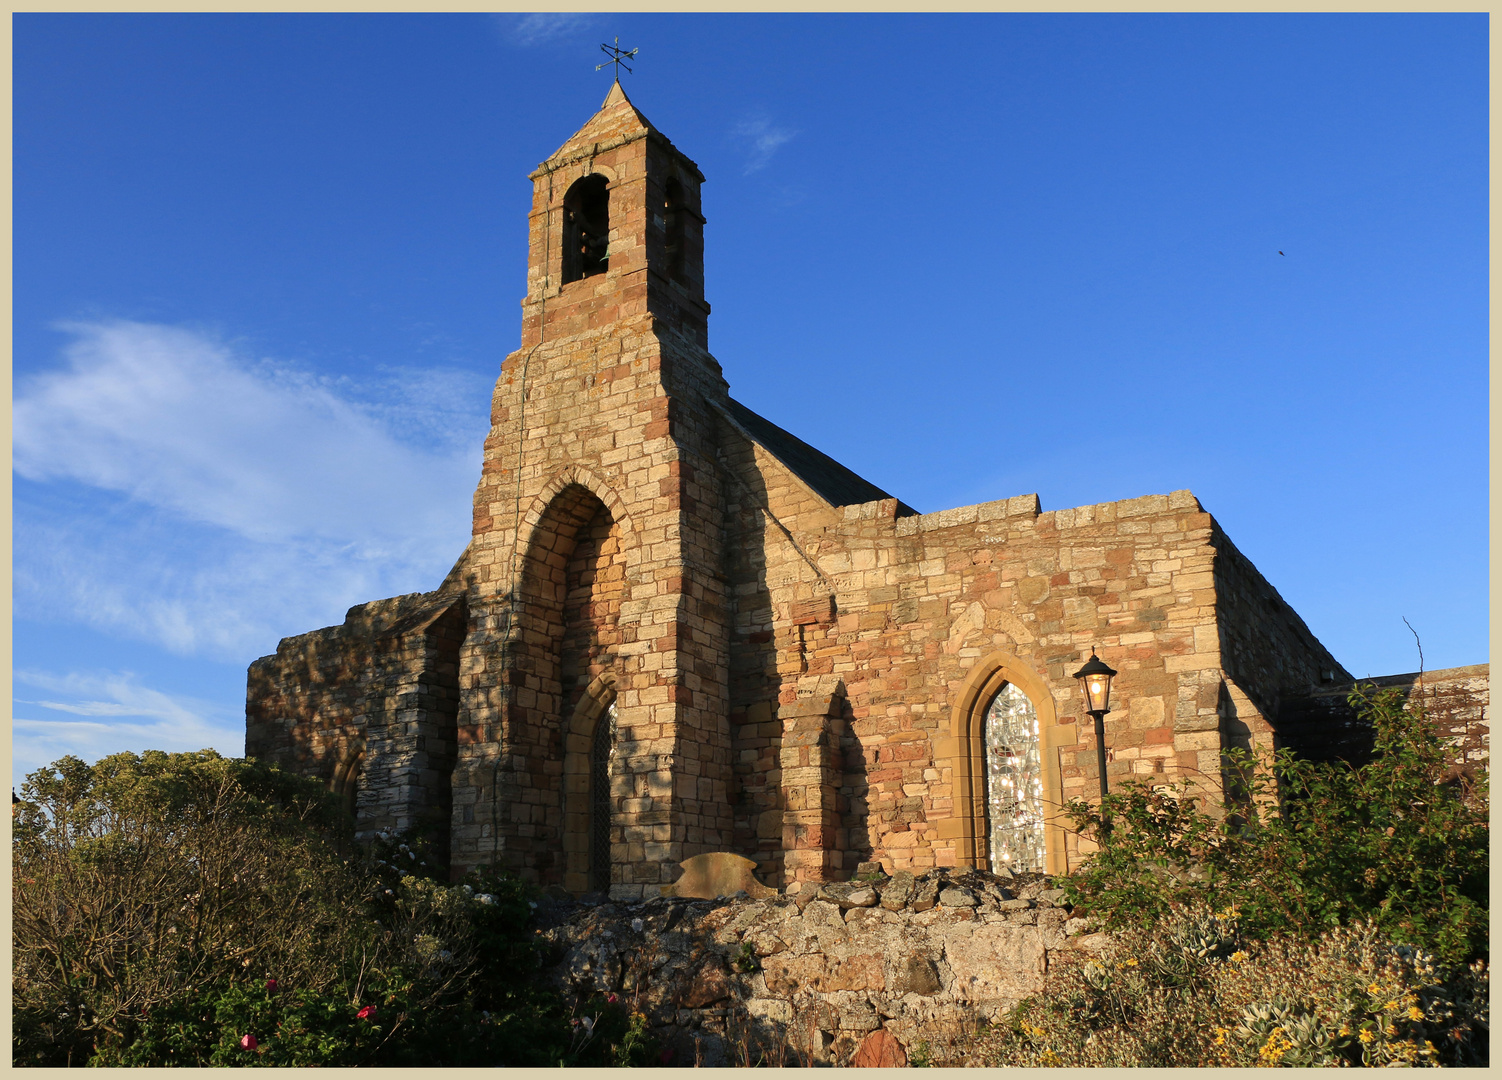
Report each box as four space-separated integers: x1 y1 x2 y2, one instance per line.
13 750 374 1065
1061 685 1488 967
11 749 631 1067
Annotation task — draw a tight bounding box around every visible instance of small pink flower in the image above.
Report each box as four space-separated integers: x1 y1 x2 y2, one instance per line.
606 993 618 1004
265 978 279 993
357 1005 377 1021
239 1034 258 1051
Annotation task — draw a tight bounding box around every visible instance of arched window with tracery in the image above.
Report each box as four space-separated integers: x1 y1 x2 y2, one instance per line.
943 651 1068 877
562 174 610 284
982 683 1046 873
589 699 618 892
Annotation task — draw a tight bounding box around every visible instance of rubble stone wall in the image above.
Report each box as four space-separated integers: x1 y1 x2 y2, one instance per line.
538 866 1096 1067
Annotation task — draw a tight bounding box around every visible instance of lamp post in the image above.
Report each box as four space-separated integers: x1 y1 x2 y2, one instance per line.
1072 649 1118 831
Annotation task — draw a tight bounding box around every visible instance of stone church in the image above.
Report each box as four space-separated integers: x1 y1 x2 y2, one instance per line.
245 83 1487 899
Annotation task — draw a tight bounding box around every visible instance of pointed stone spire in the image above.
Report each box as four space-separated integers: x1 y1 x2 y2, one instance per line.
601 78 631 109
544 80 657 167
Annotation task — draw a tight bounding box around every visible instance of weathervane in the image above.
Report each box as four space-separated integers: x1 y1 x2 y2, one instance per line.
596 37 638 79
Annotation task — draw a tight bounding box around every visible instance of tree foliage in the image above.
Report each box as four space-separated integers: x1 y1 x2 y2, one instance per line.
1061 685 1488 967
11 749 650 1067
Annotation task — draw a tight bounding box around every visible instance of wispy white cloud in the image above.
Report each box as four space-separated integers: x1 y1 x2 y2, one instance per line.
13 320 487 660
12 669 244 790
734 113 797 174
15 320 481 547
503 13 596 47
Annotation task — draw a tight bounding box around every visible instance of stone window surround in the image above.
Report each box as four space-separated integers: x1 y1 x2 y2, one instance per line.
329 737 365 817
933 649 1071 877
563 670 619 895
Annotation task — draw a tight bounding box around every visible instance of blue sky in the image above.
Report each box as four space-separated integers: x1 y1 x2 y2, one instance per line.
13 13 1487 788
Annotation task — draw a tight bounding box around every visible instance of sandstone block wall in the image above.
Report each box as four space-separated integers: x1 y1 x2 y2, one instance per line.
716 431 1359 882
245 591 466 848
246 592 436 788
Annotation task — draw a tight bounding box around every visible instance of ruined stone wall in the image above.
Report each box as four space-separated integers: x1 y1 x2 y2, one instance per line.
716 465 1355 881
245 592 435 784
354 596 466 855
245 591 468 863
1276 664 1489 776
1209 524 1351 757
538 866 1096 1067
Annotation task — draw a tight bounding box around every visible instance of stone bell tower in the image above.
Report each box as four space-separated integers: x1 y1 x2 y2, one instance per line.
447 81 735 898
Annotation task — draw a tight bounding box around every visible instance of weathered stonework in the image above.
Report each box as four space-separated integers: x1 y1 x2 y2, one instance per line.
534 866 1092 1067
1277 664 1490 777
244 82 1488 895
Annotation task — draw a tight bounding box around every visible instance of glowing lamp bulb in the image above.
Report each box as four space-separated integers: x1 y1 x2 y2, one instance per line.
1072 651 1118 715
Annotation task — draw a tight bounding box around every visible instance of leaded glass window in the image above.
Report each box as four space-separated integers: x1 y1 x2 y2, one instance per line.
589 700 617 892
984 682 1046 873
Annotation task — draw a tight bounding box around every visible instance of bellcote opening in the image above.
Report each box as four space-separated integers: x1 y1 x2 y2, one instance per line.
563 174 610 284
662 177 685 280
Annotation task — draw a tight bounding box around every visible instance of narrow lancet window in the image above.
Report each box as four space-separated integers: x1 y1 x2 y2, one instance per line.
589 700 618 892
563 174 610 284
662 177 685 279
984 683 1046 873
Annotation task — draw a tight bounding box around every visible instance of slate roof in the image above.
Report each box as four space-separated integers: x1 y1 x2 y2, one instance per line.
723 397 918 517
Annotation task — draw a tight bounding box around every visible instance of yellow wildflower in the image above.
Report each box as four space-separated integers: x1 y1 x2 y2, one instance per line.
1407 1006 1424 1021
1358 1030 1375 1044
1039 1049 1061 1067
1257 1027 1292 1066
1229 950 1248 963
1124 957 1138 967
1338 1024 1351 1037
1383 1000 1400 1011
1367 983 1382 995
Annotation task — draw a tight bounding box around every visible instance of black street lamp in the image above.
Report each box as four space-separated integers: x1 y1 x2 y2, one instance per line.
1072 649 1118 824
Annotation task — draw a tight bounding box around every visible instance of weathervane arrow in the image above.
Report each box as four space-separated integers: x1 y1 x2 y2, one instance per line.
597 36 638 79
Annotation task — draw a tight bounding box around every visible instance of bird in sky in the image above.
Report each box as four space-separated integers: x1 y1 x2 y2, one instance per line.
1278 250 1285 255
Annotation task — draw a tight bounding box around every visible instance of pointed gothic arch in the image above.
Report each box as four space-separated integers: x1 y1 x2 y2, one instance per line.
506 482 628 887
562 671 619 895
330 737 365 819
941 650 1070 876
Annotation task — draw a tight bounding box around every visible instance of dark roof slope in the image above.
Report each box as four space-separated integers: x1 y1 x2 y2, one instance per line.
723 397 917 517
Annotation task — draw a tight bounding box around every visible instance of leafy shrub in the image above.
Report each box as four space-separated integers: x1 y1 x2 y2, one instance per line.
11 750 619 1067
1061 685 1488 967
13 751 375 1065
